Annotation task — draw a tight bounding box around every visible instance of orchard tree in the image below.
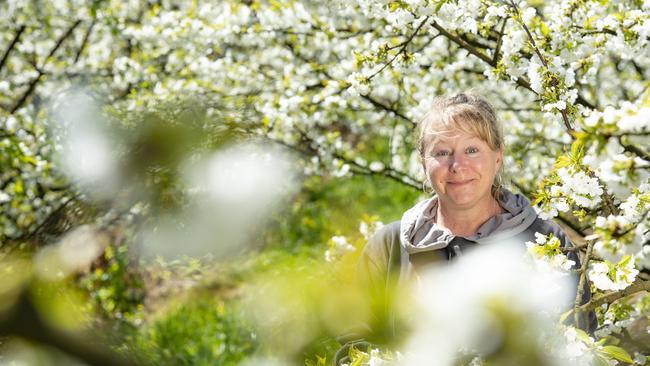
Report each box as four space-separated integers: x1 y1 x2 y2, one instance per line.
0 0 649 364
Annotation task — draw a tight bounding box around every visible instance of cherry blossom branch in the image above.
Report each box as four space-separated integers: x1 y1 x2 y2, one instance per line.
0 25 26 73
430 20 494 66
367 16 429 80
361 94 416 125
7 191 80 246
430 17 595 110
492 18 508 65
618 136 650 162
573 239 594 328
507 0 575 134
511 180 587 235
334 153 422 190
292 127 421 189
614 209 650 238
282 38 417 127
573 278 650 314
10 20 82 114
430 21 548 102
73 20 95 64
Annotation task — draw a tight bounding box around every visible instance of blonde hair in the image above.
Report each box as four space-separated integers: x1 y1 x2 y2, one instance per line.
417 92 506 197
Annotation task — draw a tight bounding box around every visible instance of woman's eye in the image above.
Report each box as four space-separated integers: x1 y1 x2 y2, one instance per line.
434 150 450 157
466 147 478 154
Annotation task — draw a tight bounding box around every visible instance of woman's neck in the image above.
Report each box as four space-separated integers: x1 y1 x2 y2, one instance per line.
436 196 504 237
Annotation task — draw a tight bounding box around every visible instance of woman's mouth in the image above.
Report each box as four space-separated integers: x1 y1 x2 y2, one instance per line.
447 179 474 187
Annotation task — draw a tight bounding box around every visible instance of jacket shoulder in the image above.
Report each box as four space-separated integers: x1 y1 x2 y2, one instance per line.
360 221 401 270
365 220 400 250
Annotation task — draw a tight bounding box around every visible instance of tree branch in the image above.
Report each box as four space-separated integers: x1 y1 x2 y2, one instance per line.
9 192 80 246
430 18 595 110
573 278 650 314
0 25 26 73
431 20 494 66
508 0 575 134
492 18 508 65
368 16 429 80
74 20 95 64
574 239 594 327
360 94 415 125
619 136 650 162
10 20 82 114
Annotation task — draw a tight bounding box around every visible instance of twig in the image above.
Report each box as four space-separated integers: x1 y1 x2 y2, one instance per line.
10 20 82 113
431 13 595 110
492 18 508 65
292 127 421 189
574 239 594 328
571 279 650 315
618 136 650 162
14 192 80 245
508 0 574 133
74 20 95 64
367 16 429 80
361 94 415 125
614 209 650 238
0 25 26 72
431 20 494 66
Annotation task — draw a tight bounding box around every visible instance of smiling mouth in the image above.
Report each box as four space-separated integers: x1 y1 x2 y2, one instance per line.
447 179 474 186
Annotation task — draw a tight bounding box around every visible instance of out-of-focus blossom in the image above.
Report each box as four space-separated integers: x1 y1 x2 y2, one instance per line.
400 243 574 366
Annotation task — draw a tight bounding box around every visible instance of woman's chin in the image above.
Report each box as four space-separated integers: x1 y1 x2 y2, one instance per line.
438 193 476 208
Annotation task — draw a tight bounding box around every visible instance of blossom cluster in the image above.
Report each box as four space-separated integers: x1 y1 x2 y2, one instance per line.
537 166 604 220
525 232 576 273
588 256 640 291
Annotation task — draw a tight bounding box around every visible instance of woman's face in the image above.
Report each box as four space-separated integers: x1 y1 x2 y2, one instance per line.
423 129 502 210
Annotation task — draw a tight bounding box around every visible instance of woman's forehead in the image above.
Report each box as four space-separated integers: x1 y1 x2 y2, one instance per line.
425 129 485 146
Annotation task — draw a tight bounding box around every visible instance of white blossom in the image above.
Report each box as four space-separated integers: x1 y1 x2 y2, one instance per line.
588 257 639 291
325 235 355 262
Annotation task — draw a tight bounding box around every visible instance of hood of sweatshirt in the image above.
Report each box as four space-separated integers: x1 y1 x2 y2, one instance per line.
400 189 538 254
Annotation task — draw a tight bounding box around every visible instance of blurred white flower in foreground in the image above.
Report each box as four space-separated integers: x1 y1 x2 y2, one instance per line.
50 90 119 197
141 142 298 258
34 225 109 280
399 242 576 366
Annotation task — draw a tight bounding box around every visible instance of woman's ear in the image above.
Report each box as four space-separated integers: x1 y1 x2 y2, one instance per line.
496 149 503 168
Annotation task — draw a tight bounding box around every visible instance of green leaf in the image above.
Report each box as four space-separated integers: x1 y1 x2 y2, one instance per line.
540 21 550 37
570 132 588 161
593 354 610 366
388 1 403 12
601 345 634 364
14 180 24 194
554 155 573 169
618 255 631 267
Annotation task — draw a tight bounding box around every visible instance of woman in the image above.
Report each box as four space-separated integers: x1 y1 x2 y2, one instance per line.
334 92 595 365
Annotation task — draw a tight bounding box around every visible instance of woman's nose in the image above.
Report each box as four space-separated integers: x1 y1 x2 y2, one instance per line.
449 154 466 172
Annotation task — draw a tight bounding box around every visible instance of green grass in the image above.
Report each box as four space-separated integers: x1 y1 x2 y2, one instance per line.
129 297 256 366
